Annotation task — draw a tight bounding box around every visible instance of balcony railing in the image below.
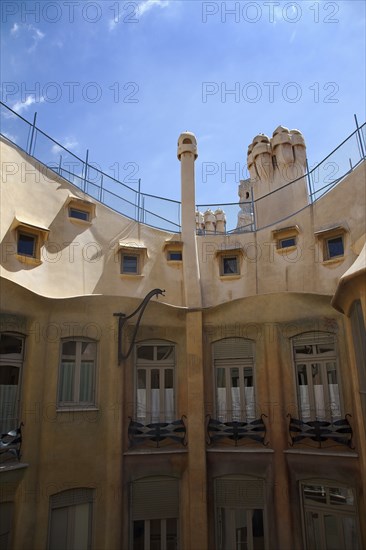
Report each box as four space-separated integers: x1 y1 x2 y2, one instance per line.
206 415 268 447
0 423 23 463
128 417 187 448
287 414 354 449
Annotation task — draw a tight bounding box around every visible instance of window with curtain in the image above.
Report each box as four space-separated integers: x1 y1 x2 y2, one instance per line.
292 332 341 422
213 338 256 422
215 476 266 550
58 340 96 408
0 333 24 434
300 482 361 550
48 488 94 550
135 342 175 423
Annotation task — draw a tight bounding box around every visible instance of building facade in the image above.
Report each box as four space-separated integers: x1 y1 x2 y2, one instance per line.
0 115 365 550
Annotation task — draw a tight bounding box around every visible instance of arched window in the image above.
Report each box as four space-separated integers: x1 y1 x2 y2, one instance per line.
0 333 25 433
214 475 266 550
135 341 176 423
48 488 94 550
292 332 342 422
130 476 179 550
213 338 255 422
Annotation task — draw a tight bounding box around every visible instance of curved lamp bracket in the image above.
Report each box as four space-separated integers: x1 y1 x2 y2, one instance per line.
114 288 165 364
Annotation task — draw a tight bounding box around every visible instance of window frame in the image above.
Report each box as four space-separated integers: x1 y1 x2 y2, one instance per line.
57 339 97 410
272 225 300 253
315 226 347 263
213 338 256 423
324 235 344 261
121 253 140 275
13 220 49 264
68 207 90 222
299 480 361 550
118 244 147 277
214 475 267 550
134 340 176 424
0 332 25 434
47 488 94 550
291 332 343 422
164 240 183 263
17 231 37 257
130 476 180 550
66 197 95 224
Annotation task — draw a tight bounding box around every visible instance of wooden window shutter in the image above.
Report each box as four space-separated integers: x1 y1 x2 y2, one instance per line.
215 477 264 509
213 338 254 361
131 476 179 520
50 488 94 509
292 332 335 347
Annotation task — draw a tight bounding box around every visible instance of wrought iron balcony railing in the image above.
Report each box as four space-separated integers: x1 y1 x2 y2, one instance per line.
128 417 187 448
206 415 268 447
0 423 23 463
287 414 354 449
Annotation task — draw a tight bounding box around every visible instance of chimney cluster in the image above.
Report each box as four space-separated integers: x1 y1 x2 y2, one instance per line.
195 208 226 234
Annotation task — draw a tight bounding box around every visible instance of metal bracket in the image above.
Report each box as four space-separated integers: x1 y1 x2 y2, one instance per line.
113 288 165 364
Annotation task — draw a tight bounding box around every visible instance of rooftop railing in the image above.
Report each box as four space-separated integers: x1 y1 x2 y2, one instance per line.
1 101 365 234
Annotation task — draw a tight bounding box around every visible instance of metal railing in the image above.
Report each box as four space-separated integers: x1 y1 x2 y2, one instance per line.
287 414 354 449
1 101 364 234
206 414 268 447
0 101 181 233
128 416 187 448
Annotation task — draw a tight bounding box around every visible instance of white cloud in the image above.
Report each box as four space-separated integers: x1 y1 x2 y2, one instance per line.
139 0 170 16
10 23 45 52
51 138 79 155
12 95 45 114
109 0 171 30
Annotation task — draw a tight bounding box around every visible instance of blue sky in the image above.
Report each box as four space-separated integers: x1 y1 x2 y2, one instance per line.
1 0 365 211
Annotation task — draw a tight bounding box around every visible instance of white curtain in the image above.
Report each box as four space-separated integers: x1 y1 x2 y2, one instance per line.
314 385 326 420
151 389 160 422
59 362 74 402
245 387 255 420
329 384 341 419
217 388 227 422
231 387 241 421
299 385 311 421
79 361 94 402
164 388 174 422
136 389 146 421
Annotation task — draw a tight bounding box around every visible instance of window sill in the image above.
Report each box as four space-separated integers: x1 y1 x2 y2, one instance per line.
322 256 345 266
16 254 42 266
219 274 241 280
56 406 99 412
284 449 358 458
119 274 144 279
207 447 274 453
68 217 92 226
276 245 297 254
124 448 188 456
